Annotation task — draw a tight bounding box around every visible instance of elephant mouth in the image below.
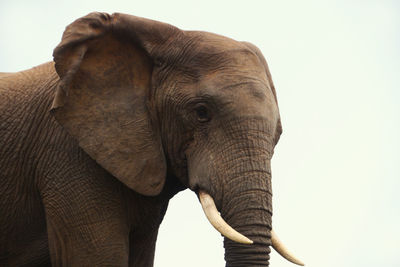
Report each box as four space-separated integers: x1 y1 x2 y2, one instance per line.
196 190 305 266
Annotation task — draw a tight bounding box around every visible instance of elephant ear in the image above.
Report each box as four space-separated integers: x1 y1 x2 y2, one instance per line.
52 12 179 196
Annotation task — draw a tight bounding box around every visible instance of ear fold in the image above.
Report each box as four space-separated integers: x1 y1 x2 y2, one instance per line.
52 12 178 196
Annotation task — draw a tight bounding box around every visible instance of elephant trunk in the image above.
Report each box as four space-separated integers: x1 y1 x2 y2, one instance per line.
222 174 272 267
188 118 277 266
213 118 274 266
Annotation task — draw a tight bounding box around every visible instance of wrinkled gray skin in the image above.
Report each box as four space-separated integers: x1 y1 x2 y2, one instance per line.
0 13 281 266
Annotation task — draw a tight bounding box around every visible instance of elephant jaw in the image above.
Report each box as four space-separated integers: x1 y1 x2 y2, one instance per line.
198 190 305 266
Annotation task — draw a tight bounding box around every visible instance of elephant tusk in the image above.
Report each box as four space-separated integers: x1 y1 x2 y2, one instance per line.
198 190 304 265
198 190 253 245
271 230 305 266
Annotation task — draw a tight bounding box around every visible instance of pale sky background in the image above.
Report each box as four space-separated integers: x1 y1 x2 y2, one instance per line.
1 1 399 266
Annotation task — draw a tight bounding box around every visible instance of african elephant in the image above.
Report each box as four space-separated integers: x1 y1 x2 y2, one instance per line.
0 12 303 266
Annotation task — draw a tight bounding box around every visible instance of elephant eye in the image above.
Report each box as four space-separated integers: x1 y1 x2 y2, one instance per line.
195 105 211 123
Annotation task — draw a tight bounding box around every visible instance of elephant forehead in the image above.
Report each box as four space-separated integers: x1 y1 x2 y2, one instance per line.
175 31 264 72
186 30 249 53
198 74 279 122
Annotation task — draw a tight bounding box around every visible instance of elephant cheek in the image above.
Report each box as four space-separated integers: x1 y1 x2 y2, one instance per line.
186 155 215 193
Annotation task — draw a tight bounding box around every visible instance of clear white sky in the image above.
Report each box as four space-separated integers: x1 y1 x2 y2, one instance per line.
1 1 399 266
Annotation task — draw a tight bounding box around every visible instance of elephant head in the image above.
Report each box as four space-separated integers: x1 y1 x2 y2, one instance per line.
51 12 303 266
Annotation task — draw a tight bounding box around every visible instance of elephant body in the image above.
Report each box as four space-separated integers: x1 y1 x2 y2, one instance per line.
0 62 178 266
0 12 292 267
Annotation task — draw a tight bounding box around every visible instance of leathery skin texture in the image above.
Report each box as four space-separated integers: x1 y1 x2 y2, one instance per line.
0 12 282 266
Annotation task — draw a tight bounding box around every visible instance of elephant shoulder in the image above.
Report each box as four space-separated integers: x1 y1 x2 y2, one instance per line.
0 62 57 91
0 61 60 143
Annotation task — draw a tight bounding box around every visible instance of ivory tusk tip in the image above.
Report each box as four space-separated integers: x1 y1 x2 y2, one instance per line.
271 230 305 266
237 234 253 244
294 259 305 266
242 238 253 245
230 235 253 245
